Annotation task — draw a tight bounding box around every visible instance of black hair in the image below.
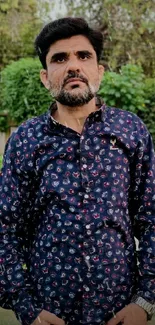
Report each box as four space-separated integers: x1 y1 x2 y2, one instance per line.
35 17 103 69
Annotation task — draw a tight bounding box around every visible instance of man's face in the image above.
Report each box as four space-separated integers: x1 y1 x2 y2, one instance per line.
40 35 104 107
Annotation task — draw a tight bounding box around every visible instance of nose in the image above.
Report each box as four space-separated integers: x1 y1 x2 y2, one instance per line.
66 56 80 74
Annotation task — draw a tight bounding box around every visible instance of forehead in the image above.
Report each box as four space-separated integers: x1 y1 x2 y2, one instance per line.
47 35 96 57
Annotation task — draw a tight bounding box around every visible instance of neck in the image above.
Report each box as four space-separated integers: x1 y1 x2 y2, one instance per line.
52 97 97 133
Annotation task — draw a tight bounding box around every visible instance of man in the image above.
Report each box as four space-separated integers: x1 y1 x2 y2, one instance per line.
0 17 155 325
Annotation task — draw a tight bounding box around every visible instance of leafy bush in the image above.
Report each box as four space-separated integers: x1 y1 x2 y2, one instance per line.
98 64 146 114
0 60 155 144
0 58 52 124
139 78 155 143
98 64 155 143
0 115 8 132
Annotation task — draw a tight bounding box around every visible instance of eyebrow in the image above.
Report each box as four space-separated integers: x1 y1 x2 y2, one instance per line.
49 50 93 62
77 50 93 57
50 52 68 62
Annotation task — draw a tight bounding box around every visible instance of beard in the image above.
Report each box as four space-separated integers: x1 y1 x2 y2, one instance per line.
52 87 94 107
48 72 99 107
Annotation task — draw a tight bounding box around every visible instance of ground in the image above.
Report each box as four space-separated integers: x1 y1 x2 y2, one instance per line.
0 308 155 325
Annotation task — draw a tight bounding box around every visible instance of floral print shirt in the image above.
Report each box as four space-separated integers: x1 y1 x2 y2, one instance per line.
0 105 155 325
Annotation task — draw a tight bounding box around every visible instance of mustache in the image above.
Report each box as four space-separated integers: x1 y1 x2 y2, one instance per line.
62 71 88 87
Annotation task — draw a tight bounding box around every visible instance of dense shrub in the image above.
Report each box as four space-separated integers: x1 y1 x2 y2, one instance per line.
0 115 8 132
139 78 155 144
98 64 146 114
98 64 155 143
0 58 52 125
0 60 155 143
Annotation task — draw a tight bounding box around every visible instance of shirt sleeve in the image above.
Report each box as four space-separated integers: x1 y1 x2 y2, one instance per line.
129 122 155 304
0 131 42 325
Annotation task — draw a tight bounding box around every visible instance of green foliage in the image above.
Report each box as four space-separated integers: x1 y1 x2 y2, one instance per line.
98 64 146 114
0 0 51 69
0 0 19 12
139 78 155 143
143 78 155 108
65 0 155 76
98 64 155 143
1 59 155 144
1 58 52 124
0 116 8 132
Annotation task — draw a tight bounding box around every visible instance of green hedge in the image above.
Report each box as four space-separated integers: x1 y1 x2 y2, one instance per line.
98 64 155 143
0 59 155 143
139 78 155 143
0 58 52 126
99 64 145 113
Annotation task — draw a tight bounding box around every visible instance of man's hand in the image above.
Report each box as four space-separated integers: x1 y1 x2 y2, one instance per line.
31 310 65 325
106 303 147 325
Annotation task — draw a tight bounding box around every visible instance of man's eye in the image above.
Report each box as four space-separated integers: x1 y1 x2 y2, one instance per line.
56 57 66 63
51 56 67 63
79 53 91 60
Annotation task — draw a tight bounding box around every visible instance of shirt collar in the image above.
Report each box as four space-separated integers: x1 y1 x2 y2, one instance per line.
47 100 107 133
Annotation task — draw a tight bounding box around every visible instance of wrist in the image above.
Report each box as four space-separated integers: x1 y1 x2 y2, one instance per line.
131 295 155 321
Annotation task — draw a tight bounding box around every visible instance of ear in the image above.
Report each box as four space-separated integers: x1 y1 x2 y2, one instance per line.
98 65 104 83
40 69 50 90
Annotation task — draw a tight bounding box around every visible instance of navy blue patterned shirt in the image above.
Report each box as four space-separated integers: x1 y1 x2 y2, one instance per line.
0 105 155 325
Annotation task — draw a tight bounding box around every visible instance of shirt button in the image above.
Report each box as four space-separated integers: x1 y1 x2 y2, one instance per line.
84 285 90 292
87 230 92 235
86 224 90 229
85 287 90 292
84 194 89 199
83 164 87 169
85 255 90 260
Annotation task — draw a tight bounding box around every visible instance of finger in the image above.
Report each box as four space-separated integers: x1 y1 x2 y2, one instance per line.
32 316 50 325
42 310 65 325
37 320 50 325
106 317 119 325
37 316 50 325
107 309 125 325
